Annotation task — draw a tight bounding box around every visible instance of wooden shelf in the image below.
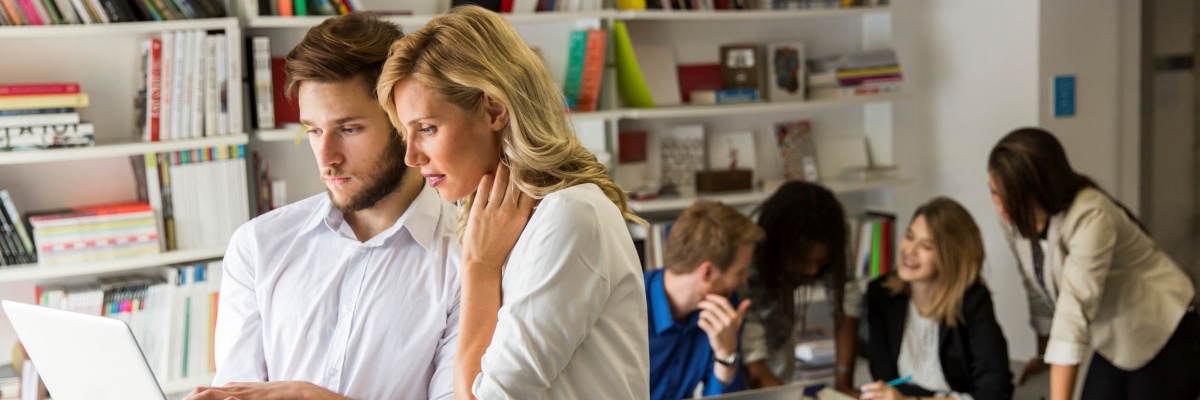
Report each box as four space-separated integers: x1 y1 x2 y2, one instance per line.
160 373 215 394
627 175 908 214
0 134 249 165
616 6 889 21
0 18 238 39
0 247 227 284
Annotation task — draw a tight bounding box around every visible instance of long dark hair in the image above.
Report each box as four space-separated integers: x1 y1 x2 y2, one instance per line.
751 181 847 349
988 127 1143 238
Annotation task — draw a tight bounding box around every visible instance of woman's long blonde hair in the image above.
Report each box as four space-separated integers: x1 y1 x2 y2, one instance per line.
883 197 984 328
377 5 644 235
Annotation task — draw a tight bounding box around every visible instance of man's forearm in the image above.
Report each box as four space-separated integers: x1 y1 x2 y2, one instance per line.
1049 363 1078 400
454 265 504 400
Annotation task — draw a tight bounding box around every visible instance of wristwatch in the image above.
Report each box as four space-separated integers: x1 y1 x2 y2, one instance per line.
715 353 739 367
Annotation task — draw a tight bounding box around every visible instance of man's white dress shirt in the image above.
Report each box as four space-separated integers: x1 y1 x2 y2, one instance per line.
472 183 651 399
213 185 460 399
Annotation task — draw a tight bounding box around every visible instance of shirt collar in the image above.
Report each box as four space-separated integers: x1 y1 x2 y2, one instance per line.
299 184 446 251
648 270 680 335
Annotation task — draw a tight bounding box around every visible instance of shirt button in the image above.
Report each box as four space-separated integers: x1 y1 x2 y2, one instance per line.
343 305 353 313
358 248 367 253
328 368 337 376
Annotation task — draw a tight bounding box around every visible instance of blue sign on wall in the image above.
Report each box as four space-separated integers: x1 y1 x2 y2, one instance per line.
1054 75 1076 118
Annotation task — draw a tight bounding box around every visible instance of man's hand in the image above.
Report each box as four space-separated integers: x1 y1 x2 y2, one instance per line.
697 295 750 360
184 381 350 400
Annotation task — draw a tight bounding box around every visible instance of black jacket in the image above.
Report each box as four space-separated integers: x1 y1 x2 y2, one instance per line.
866 276 1014 400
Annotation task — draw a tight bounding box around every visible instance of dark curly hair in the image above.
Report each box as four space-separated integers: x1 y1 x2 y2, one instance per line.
750 181 848 349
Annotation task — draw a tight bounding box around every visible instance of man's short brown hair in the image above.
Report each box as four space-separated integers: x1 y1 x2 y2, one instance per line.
665 201 765 274
285 12 403 100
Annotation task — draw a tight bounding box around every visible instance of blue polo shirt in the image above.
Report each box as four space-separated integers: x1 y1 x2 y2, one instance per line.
645 269 746 400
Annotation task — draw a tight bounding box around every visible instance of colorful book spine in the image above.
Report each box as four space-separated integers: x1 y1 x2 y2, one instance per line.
0 93 89 111
575 29 606 113
148 37 163 142
562 30 587 111
0 83 79 96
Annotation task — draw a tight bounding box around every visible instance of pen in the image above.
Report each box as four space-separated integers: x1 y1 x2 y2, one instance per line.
886 375 913 386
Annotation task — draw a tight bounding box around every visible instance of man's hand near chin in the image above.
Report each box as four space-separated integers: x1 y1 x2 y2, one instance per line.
185 381 351 400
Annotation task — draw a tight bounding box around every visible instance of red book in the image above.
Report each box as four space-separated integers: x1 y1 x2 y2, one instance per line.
15 0 42 25
575 29 607 113
618 131 647 163
278 0 292 16
147 39 163 142
271 57 300 125
676 63 722 104
29 202 155 222
0 83 80 96
500 0 513 12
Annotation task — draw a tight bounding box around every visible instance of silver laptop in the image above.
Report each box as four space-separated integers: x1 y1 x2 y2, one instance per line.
2 300 167 400
705 384 810 400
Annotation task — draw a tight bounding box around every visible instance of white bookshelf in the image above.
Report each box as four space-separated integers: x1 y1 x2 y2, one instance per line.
622 95 898 120
0 134 250 165
256 127 305 143
0 247 227 284
0 17 239 39
616 6 888 21
246 10 618 29
627 175 909 214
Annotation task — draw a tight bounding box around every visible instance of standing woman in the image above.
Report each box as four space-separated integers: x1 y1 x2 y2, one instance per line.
988 128 1199 400
377 6 649 399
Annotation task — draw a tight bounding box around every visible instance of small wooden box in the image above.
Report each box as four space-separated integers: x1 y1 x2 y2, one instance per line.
696 170 753 193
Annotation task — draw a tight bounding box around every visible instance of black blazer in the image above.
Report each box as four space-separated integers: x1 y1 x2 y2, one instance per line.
866 276 1014 400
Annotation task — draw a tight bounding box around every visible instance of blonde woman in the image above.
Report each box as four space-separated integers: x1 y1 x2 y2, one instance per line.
861 198 1013 400
377 6 649 400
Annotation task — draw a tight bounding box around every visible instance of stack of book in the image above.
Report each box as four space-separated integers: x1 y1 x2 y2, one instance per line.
807 49 902 100
793 329 836 382
563 29 606 112
0 190 35 266
136 30 238 142
36 261 223 382
136 145 249 252
27 202 160 265
851 211 896 280
0 83 93 151
0 0 225 25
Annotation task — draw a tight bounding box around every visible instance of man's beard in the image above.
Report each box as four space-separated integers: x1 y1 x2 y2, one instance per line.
325 133 408 214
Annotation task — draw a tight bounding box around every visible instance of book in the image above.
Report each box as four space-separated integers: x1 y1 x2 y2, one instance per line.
147 37 163 141
774 120 818 182
562 30 587 111
767 41 805 102
575 29 606 112
634 44 682 107
0 122 94 149
808 80 901 100
250 36 275 129
708 130 756 172
0 83 80 96
270 57 300 125
136 38 152 140
0 107 74 116
676 63 722 104
720 44 761 91
618 131 647 163
0 190 35 264
0 112 79 127
661 124 705 194
0 93 88 111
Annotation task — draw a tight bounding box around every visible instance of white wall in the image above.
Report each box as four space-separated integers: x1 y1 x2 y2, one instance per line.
891 0 1041 358
891 0 1139 362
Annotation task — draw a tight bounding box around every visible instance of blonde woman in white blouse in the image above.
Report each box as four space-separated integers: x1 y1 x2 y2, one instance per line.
377 6 649 400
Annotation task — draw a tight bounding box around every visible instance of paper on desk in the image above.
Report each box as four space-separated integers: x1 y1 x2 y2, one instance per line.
816 387 858 400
